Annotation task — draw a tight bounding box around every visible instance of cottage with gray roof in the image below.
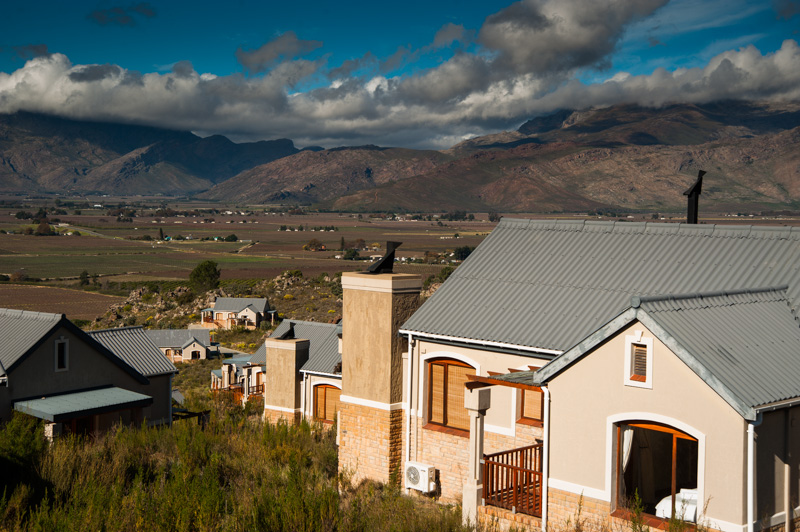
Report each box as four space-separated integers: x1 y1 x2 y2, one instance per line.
0 310 177 436
261 320 342 424
382 218 800 532
145 329 213 362
200 297 270 330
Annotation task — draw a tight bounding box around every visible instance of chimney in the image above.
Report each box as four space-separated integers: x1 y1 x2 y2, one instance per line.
338 263 421 485
683 170 705 224
262 333 309 424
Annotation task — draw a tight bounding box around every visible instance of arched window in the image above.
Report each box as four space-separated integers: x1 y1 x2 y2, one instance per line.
616 421 698 521
427 359 476 432
314 384 341 424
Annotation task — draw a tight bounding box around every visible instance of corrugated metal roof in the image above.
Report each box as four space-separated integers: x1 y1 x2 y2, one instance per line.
637 287 800 413
402 219 800 352
223 355 253 365
212 297 270 313
14 387 152 422
0 308 63 374
250 343 267 365
267 320 341 375
89 327 178 377
145 329 210 349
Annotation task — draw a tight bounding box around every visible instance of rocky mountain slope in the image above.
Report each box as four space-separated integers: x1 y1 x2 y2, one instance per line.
200 101 800 212
0 112 299 195
2 101 800 212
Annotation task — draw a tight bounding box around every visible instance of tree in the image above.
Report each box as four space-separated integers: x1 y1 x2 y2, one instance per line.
79 270 90 286
190 260 220 293
158 227 164 240
488 212 501 222
224 234 238 242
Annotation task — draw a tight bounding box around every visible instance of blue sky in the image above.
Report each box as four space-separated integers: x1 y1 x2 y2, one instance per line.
1 0 799 148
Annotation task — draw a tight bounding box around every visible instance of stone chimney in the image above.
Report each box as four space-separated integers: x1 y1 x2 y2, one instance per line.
263 337 309 424
337 271 422 484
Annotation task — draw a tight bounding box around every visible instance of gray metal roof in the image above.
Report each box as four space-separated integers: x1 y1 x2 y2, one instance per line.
250 343 267 365
212 297 270 313
402 218 800 353
267 320 341 375
14 387 152 422
637 287 800 416
0 308 63 375
89 327 178 377
495 287 800 420
145 329 210 349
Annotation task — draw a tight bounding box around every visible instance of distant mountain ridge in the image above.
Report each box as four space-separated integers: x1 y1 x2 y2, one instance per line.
0 112 299 195
2 102 800 212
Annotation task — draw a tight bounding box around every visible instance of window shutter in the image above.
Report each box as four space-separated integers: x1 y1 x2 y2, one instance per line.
430 363 445 424
446 364 475 431
522 389 543 420
315 386 325 420
632 343 647 378
327 387 341 422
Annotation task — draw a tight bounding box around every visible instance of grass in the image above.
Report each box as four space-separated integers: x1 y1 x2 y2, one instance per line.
0 403 472 532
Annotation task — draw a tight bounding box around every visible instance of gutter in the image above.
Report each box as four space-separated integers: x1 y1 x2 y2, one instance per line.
405 334 416 463
541 386 550 532
397 329 562 357
747 413 764 532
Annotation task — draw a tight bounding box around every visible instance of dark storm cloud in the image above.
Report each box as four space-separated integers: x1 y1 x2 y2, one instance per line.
773 0 800 18
68 64 123 82
236 32 323 74
479 0 668 75
329 52 377 79
12 44 50 60
87 3 156 27
171 60 195 78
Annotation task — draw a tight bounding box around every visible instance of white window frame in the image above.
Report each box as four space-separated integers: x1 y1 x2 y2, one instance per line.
54 337 69 372
623 331 652 389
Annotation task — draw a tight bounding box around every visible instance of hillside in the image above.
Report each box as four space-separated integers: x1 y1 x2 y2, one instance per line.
0 112 299 195
198 145 451 204
206 101 800 212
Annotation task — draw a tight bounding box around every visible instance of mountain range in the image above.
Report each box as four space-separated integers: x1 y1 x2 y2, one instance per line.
2 101 800 212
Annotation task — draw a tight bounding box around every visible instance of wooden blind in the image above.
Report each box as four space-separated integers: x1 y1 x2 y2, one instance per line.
446 364 475 430
429 363 445 425
521 389 543 421
631 343 647 378
327 387 341 422
314 386 325 420
314 385 341 422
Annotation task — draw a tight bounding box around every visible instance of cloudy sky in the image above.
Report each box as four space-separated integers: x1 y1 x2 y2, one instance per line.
1 0 799 149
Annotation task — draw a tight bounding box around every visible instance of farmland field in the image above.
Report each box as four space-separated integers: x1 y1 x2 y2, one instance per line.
0 284 124 320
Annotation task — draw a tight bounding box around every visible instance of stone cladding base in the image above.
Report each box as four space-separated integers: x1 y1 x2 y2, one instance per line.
263 409 301 425
338 402 404 485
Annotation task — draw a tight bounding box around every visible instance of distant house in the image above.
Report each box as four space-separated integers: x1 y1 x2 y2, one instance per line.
0 310 176 437
210 353 264 404
262 320 342 425
145 329 213 362
199 297 270 330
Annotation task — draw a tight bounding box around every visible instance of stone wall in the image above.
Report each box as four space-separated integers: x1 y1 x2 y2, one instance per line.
339 402 404 485
478 505 541 531
411 420 544 502
263 409 301 425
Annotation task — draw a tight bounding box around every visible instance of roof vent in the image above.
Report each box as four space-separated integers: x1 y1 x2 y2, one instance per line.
367 241 401 274
683 170 705 224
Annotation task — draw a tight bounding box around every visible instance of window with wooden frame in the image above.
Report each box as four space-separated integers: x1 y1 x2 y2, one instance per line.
519 388 544 424
427 359 476 432
624 332 652 389
54 337 68 372
313 384 341 423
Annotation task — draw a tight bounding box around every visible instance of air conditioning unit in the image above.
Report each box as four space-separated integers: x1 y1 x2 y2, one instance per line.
405 461 436 493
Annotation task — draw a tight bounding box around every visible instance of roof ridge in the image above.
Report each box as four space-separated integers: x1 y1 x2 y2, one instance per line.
0 308 64 321
89 325 145 334
631 285 789 308
499 217 800 239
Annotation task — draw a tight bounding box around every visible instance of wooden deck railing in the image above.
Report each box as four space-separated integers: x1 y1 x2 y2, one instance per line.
483 443 543 517
247 384 264 396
